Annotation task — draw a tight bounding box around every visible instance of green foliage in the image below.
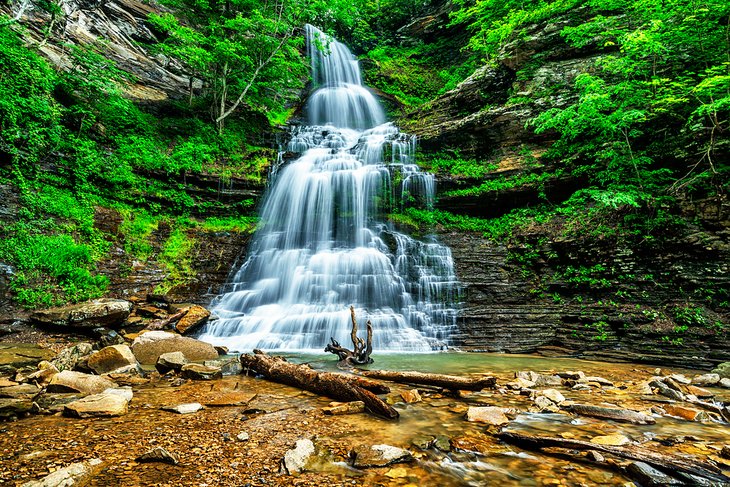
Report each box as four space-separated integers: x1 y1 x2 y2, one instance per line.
155 227 196 294
419 151 497 179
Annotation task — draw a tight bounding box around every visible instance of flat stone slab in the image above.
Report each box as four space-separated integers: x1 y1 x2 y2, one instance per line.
63 390 131 418
351 444 413 468
47 371 117 395
20 458 103 487
31 298 132 328
131 332 218 365
0 343 54 369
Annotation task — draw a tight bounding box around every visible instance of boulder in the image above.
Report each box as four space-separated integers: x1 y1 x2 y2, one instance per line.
20 361 59 386
533 395 559 413
136 447 179 465
692 373 720 386
541 389 565 404
131 331 218 364
663 404 710 422
180 363 222 381
174 305 210 334
87 345 138 375
720 378 730 388
0 397 33 419
20 458 103 487
351 444 413 468
63 389 131 418
47 371 117 395
51 343 93 372
282 439 315 474
155 351 188 374
466 406 510 426
31 298 132 328
712 363 730 379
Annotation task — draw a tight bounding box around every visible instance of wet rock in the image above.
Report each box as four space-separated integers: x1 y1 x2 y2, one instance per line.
20 361 59 386
214 346 229 356
0 384 41 400
203 357 241 376
433 435 451 452
47 371 117 395
282 439 315 474
578 376 613 387
541 389 565 404
351 444 413 468
719 378 730 388
136 447 179 465
663 404 710 422
30 298 132 328
411 435 434 450
506 377 536 389
669 374 691 384
92 327 126 348
570 404 655 425
400 389 422 403
721 446 730 459
385 467 409 479
323 401 365 415
533 395 560 413
558 371 586 380
87 345 138 375
0 343 55 370
711 362 730 379
174 305 210 334
162 402 204 414
51 343 93 372
450 433 501 455
586 451 605 462
63 389 131 418
626 461 684 486
686 385 714 399
466 406 510 426
692 373 720 386
0 397 33 419
180 363 222 380
155 351 188 374
131 331 218 364
20 458 102 487
35 393 85 414
590 434 631 446
237 432 250 442
649 379 685 401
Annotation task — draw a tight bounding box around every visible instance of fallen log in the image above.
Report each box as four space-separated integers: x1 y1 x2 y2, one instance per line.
497 432 730 483
240 350 397 419
361 370 496 391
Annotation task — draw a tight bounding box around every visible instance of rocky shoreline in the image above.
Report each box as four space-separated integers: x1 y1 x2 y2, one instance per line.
1 297 730 486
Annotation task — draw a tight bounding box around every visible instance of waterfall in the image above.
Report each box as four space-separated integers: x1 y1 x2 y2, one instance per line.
198 25 459 352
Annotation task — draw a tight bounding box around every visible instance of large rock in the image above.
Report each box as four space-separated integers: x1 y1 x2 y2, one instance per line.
351 444 413 468
51 343 93 372
626 461 684 486
282 439 315 474
692 373 720 386
0 343 55 370
712 363 730 379
0 383 41 400
131 331 218 364
570 404 655 425
31 298 132 328
174 305 210 334
63 389 131 418
20 458 102 487
47 371 117 395
87 345 138 374
0 397 33 419
466 406 511 426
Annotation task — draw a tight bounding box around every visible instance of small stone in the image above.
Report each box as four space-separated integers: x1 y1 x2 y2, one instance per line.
533 395 559 412
558 371 586 380
721 446 730 459
214 346 229 356
542 389 566 404
400 389 422 403
590 434 631 446
586 451 605 462
385 467 409 478
180 363 222 381
719 378 730 388
162 402 204 414
155 352 188 374
686 385 713 399
282 439 315 474
237 432 250 442
654 368 663 376
433 435 451 452
136 447 179 465
351 444 413 468
466 406 510 426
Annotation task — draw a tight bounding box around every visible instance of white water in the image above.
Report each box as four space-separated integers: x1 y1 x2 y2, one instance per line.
199 25 459 352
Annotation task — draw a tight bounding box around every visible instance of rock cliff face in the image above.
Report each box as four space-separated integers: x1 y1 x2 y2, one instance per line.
1 0 191 101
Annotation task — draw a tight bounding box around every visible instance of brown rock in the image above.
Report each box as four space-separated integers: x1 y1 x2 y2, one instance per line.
400 389 422 403
570 404 656 425
87 345 138 374
174 305 210 334
323 401 365 415
47 371 117 395
63 390 130 418
590 434 631 446
450 433 501 455
686 385 714 399
204 392 257 407
0 398 33 419
131 331 218 364
31 298 132 328
136 447 179 465
180 363 222 380
663 404 709 422
466 406 510 426
155 351 188 374
351 444 413 468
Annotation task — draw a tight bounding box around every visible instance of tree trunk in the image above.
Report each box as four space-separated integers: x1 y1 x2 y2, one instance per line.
497 432 730 483
361 370 497 391
240 350 398 419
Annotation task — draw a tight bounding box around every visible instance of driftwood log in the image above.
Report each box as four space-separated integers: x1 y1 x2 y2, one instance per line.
497 431 730 483
361 370 497 391
240 350 397 419
325 306 373 366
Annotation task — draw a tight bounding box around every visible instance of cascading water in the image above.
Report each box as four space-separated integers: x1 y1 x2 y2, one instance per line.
198 25 459 352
